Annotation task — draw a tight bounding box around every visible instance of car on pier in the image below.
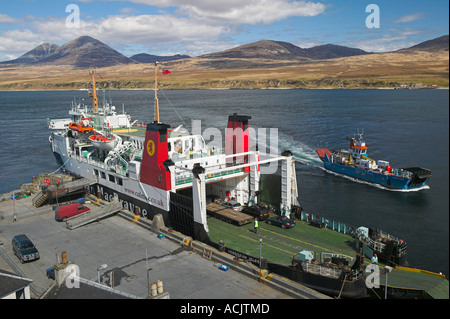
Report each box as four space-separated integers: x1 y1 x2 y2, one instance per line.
55 203 90 221
12 234 40 263
266 215 295 229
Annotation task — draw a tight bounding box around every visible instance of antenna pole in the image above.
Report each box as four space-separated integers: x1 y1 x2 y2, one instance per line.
90 69 99 113
154 62 160 123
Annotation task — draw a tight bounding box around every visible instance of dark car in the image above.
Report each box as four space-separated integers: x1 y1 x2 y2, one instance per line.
46 267 55 279
241 205 270 220
266 215 295 229
12 234 40 263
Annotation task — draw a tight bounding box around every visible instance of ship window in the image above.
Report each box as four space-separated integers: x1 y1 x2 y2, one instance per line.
100 171 106 179
109 174 115 182
117 177 123 186
94 169 99 177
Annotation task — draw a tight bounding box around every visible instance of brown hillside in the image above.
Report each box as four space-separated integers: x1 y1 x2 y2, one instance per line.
0 48 448 90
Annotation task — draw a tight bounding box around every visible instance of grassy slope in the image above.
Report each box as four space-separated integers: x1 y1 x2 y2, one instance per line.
0 51 448 90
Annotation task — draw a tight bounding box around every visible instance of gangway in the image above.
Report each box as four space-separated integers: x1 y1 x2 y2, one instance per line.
32 191 48 207
58 177 96 189
33 177 96 207
65 197 121 229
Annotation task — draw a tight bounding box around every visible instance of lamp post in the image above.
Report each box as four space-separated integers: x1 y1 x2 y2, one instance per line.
97 264 108 284
55 180 60 206
384 265 393 299
146 249 150 296
259 237 263 269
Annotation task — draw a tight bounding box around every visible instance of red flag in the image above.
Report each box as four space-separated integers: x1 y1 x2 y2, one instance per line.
162 69 171 75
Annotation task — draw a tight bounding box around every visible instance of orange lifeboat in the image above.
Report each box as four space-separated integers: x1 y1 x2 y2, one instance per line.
89 133 115 150
69 118 94 133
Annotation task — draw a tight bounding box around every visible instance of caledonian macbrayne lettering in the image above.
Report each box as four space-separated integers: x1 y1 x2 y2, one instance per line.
180 303 269 316
90 185 164 218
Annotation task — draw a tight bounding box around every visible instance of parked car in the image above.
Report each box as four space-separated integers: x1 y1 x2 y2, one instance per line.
12 234 40 263
55 203 90 221
266 215 295 229
220 200 242 211
241 205 270 220
46 267 55 279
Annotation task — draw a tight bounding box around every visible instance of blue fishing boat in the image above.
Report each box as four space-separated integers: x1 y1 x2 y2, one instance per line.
316 130 431 190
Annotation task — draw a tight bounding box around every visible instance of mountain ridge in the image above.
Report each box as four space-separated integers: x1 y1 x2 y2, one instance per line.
2 43 59 64
397 35 449 53
0 34 448 71
131 53 190 63
198 40 371 61
38 36 135 68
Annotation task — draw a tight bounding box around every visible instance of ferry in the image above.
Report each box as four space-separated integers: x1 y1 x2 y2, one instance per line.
316 130 432 190
47 65 299 242
45 66 426 298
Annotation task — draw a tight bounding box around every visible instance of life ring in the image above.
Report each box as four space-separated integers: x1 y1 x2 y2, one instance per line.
348 227 355 235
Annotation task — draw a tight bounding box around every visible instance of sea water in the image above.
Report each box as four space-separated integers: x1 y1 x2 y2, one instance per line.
0 88 448 275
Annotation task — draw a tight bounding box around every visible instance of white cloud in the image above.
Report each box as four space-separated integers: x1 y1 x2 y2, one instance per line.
0 29 43 53
395 13 426 24
97 14 225 43
88 0 326 24
179 0 326 25
345 35 415 53
0 0 326 57
0 13 21 24
0 13 230 57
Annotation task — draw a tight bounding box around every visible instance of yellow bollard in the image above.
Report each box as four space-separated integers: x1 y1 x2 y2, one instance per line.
157 280 163 294
151 282 157 296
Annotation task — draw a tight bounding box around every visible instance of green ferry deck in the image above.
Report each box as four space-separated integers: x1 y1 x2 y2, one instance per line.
207 213 449 299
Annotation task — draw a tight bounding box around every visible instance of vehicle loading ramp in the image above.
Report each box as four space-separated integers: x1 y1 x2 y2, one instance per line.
379 266 449 299
65 197 122 230
206 202 253 226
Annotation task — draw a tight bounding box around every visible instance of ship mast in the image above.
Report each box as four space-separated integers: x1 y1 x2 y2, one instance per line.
90 69 99 113
154 61 160 123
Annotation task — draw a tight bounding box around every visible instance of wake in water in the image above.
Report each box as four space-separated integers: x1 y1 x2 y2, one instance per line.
270 133 323 167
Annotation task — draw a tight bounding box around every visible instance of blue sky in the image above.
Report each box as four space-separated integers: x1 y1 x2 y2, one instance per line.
0 0 448 61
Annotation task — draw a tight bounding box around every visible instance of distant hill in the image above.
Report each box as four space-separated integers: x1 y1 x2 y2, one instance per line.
1 34 447 72
302 44 370 59
1 43 59 64
39 36 135 68
398 35 449 53
131 53 190 63
199 40 310 60
198 40 369 61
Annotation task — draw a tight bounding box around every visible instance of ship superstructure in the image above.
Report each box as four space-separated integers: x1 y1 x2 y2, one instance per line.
48 65 299 240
